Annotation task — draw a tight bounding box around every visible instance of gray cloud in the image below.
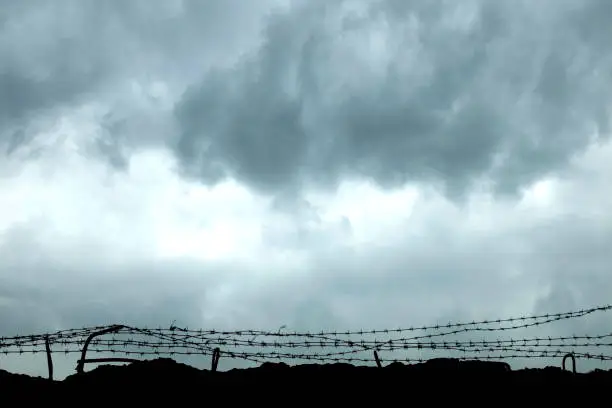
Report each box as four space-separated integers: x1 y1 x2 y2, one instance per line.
0 0 274 160
4 0 610 200
0 1 115 129
175 0 612 200
2 0 612 379
0 224 217 334
2 162 612 376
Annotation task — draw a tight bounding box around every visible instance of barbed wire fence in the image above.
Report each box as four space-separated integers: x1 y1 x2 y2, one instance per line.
1 304 611 380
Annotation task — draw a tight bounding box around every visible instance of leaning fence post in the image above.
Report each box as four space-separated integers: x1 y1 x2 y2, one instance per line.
45 335 53 381
76 325 125 374
373 350 382 368
562 353 576 374
211 347 220 372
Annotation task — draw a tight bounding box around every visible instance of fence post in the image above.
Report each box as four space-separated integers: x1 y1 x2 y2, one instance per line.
211 347 220 372
76 325 125 374
562 353 576 374
373 350 382 368
45 335 53 381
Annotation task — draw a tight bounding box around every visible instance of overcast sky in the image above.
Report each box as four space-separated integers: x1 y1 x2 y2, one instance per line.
1 0 612 378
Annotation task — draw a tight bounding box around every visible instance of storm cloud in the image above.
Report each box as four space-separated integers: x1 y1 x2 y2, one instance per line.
1 0 612 379
175 0 612 199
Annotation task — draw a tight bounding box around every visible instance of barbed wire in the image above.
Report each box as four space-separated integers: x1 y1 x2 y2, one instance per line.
5 334 612 354
3 303 609 343
1 346 611 364
1 304 611 368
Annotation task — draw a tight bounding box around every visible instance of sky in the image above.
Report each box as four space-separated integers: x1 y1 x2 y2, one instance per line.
1 0 612 379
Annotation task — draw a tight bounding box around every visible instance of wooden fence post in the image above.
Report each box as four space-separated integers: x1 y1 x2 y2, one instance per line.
45 335 53 381
373 350 382 368
211 347 221 372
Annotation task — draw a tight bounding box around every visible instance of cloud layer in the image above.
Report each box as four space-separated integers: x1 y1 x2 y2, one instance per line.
1 0 612 379
175 0 612 198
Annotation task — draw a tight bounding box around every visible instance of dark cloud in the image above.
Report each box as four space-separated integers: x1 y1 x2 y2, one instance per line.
175 0 612 200
0 1 116 130
0 0 272 159
5 0 609 199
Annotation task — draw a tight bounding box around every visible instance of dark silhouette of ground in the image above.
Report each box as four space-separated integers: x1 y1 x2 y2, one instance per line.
1 358 610 403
